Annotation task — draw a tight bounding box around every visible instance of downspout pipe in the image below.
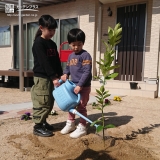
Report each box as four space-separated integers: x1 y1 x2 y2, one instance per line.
19 0 24 91
92 0 99 79
157 28 160 97
93 1 103 79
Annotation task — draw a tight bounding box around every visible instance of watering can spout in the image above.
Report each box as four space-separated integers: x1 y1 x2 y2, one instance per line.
69 109 99 128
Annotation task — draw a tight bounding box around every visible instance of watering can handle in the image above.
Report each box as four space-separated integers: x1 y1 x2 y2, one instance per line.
77 93 81 104
66 80 80 103
56 79 80 103
54 79 64 89
59 79 63 84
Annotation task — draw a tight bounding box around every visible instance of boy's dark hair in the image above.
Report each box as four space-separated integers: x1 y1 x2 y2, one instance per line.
34 15 57 40
67 28 85 44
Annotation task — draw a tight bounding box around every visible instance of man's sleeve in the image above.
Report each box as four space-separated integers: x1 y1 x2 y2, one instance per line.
63 55 71 75
77 53 92 87
34 42 58 80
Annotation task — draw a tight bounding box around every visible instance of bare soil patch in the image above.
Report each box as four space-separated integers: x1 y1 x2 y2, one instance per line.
0 87 160 160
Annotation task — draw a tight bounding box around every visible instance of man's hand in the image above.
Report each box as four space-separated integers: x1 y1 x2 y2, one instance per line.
53 78 60 87
74 86 82 94
61 74 68 82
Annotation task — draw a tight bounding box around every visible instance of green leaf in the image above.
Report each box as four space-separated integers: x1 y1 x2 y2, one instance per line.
105 77 112 80
100 59 105 63
115 35 122 41
100 85 105 93
90 120 102 127
115 40 121 45
115 28 122 36
94 76 99 80
95 96 102 101
103 90 109 95
108 27 113 35
96 125 104 132
97 99 103 104
108 73 119 79
103 94 111 99
96 89 102 96
103 40 109 49
93 104 101 109
96 61 102 66
104 124 115 129
114 23 121 30
106 65 120 71
92 102 97 106
96 107 102 110
104 103 110 107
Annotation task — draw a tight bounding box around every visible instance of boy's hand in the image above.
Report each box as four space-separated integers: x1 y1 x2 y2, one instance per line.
61 74 68 82
74 86 82 94
53 78 60 87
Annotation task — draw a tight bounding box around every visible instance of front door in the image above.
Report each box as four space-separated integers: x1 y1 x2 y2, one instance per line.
115 4 146 81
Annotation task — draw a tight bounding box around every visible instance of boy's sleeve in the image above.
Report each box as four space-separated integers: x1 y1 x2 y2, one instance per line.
63 55 71 75
77 53 92 87
34 41 58 80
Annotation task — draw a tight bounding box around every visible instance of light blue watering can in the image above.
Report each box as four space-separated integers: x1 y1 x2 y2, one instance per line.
52 79 99 128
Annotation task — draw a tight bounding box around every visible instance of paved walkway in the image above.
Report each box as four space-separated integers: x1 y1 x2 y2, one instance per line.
0 94 119 120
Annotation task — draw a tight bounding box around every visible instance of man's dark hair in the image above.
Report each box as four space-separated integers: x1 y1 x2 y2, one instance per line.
34 15 57 40
67 28 85 44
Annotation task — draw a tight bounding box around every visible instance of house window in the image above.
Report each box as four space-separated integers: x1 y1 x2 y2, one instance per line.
13 18 78 70
27 22 39 70
0 25 11 47
60 18 78 70
27 21 59 70
60 18 78 49
13 25 26 69
14 23 38 70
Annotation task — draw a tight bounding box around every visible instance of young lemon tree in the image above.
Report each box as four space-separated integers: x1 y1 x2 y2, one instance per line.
91 23 122 140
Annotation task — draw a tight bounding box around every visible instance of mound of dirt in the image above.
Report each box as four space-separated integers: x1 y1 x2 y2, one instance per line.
5 132 155 160
1 89 160 160
0 99 160 160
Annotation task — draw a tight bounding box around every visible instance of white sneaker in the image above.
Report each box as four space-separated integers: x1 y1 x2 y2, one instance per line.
60 120 76 134
70 123 87 138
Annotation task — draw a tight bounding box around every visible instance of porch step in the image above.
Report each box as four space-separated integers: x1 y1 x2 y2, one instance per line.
91 80 158 99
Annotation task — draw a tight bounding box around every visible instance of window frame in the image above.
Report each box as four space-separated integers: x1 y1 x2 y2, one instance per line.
0 25 11 47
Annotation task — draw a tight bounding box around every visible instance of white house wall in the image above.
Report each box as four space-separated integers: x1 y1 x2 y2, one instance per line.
0 0 99 71
146 0 160 79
